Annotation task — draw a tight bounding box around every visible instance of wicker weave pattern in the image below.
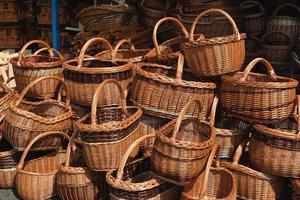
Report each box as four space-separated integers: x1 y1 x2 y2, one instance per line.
0 168 17 189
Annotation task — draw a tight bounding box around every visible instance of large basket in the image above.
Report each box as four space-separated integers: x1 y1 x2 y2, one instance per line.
3 76 72 151
106 134 180 200
249 96 300 178
63 37 133 107
221 140 284 200
10 40 63 98
132 53 216 119
221 58 298 123
182 8 246 77
74 79 141 171
15 131 71 200
151 98 217 185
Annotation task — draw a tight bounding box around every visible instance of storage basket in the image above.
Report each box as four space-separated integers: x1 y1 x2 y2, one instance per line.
63 37 133 107
249 96 300 177
132 53 216 119
151 98 217 185
260 31 293 63
181 144 237 200
3 76 72 151
106 134 180 200
221 140 284 200
240 0 266 34
0 0 23 22
267 3 300 43
16 131 71 200
221 57 298 123
182 8 246 77
74 79 141 171
10 40 64 98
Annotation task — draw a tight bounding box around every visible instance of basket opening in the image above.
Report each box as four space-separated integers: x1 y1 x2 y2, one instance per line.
241 4 262 15
215 117 249 131
0 139 13 152
23 102 69 118
275 7 300 17
266 117 297 132
68 59 127 68
11 55 61 66
234 72 293 83
23 153 60 173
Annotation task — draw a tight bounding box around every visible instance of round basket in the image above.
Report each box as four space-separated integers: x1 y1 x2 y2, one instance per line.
182 8 246 77
221 58 298 123
3 76 72 151
151 98 217 185
63 37 133 107
74 79 141 171
10 40 63 98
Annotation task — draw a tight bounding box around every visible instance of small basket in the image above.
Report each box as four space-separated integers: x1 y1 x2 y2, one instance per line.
74 79 142 171
221 58 298 123
15 131 71 200
3 76 72 151
182 8 246 77
10 40 64 98
151 98 217 185
106 134 180 200
63 37 133 107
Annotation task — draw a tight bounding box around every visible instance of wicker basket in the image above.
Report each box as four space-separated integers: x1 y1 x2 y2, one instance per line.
221 140 284 200
267 3 300 43
3 76 72 151
181 144 237 200
74 79 141 171
221 57 298 123
106 134 180 200
151 98 217 185
240 0 266 34
0 80 15 122
10 40 64 98
16 131 71 200
182 8 246 77
260 31 293 63
63 37 133 107
132 53 216 119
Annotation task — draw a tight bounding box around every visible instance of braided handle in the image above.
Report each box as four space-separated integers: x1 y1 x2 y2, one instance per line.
112 39 136 58
260 31 293 46
273 3 300 16
33 47 64 60
240 0 265 13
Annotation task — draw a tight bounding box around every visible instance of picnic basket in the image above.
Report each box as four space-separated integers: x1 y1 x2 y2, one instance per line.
74 79 141 171
221 57 298 123
63 37 133 107
10 40 64 98
182 8 246 77
3 76 72 151
151 97 217 185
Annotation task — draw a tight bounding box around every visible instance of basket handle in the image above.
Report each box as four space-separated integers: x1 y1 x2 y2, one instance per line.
239 58 277 82
0 80 12 94
273 3 300 16
15 76 71 107
17 131 71 170
91 79 128 126
209 96 219 126
77 37 114 68
64 131 80 168
153 17 189 59
116 134 156 180
33 47 64 60
174 53 184 81
260 31 293 46
297 95 300 133
189 8 241 41
232 139 249 165
240 0 265 13
17 40 54 66
112 39 136 58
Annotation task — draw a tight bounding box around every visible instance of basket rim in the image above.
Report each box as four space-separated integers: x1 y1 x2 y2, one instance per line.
17 168 58 176
216 128 244 136
96 49 149 63
10 55 63 69
269 15 300 23
58 165 88 174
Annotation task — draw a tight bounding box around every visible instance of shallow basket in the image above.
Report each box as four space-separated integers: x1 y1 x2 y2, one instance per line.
3 76 72 151
151 98 217 185
221 58 298 123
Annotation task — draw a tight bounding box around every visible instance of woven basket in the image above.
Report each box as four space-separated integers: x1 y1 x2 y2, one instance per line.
132 53 216 119
0 80 15 122
151 98 217 185
74 79 141 171
221 140 284 200
267 3 300 43
10 40 63 99
182 8 246 77
240 0 266 34
3 76 72 151
221 57 298 123
260 31 293 63
16 131 71 200
182 144 237 200
63 37 133 107
106 134 180 200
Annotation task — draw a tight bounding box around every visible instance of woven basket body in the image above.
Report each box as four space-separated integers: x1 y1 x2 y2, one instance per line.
221 58 298 123
3 76 72 151
63 37 133 107
10 40 63 98
151 98 217 185
182 9 246 77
